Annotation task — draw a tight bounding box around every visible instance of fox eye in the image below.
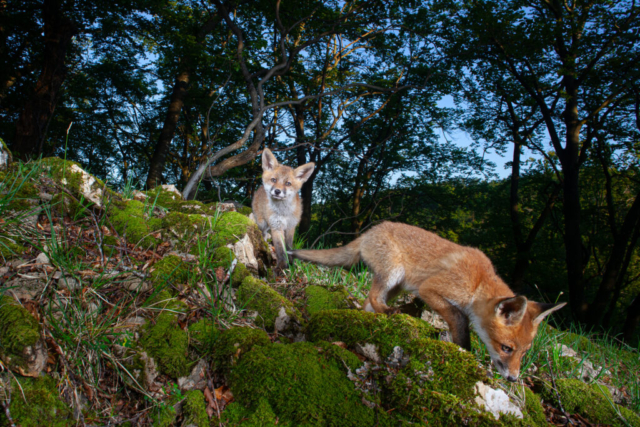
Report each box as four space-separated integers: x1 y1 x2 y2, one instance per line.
271 178 276 183
285 181 291 186
501 345 513 354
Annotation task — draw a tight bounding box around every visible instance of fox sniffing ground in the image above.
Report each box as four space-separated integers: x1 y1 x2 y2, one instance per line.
291 221 565 381
252 148 315 270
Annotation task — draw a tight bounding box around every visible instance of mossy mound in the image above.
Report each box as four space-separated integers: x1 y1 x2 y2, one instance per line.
227 341 391 426
144 290 189 313
222 398 280 427
188 319 219 355
230 262 250 287
182 390 209 427
0 295 43 374
305 285 351 316
541 378 640 426
236 276 303 332
385 338 490 425
161 211 213 236
211 246 235 269
0 165 39 212
139 312 192 379
2 376 72 426
149 255 190 288
308 309 438 356
0 238 26 259
210 326 271 373
108 200 160 247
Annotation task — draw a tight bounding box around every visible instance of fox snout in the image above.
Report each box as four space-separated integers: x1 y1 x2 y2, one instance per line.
492 357 520 382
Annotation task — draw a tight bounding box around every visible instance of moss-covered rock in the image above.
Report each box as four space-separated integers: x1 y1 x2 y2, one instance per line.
541 378 640 426
139 312 192 379
0 296 47 376
211 246 235 269
161 211 212 236
305 285 351 316
149 255 190 288
307 309 438 357
188 319 219 355
236 276 303 333
227 341 391 426
222 398 280 427
230 262 250 287
108 200 160 247
3 375 72 426
181 390 209 427
144 290 189 313
386 338 490 425
209 326 271 373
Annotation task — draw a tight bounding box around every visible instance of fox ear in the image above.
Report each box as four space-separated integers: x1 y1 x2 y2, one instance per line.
495 296 528 326
262 148 278 171
294 162 315 183
531 301 566 326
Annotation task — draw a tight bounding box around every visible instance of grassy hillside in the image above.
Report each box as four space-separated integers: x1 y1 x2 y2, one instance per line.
0 158 639 426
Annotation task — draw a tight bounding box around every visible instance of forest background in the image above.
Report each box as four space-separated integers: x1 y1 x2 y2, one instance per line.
2 0 640 343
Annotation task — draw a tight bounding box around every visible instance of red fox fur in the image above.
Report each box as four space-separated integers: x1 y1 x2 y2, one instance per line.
291 221 565 381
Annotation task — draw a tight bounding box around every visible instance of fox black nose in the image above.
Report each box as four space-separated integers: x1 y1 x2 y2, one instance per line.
274 189 281 195
506 375 517 382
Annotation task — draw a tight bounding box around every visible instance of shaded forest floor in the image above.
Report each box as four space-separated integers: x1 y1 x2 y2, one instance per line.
0 158 639 426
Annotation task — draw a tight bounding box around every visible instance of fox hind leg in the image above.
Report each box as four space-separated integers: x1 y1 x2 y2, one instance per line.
417 286 471 350
367 270 404 314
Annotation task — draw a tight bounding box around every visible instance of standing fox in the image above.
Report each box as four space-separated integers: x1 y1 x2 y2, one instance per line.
252 148 315 270
291 222 565 381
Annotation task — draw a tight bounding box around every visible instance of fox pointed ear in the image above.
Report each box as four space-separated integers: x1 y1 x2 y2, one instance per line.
495 296 528 326
294 162 315 183
262 148 278 171
532 301 566 325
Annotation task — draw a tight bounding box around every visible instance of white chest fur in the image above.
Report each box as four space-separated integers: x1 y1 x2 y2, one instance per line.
267 198 298 231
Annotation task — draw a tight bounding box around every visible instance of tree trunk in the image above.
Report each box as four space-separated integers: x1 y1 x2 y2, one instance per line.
622 294 640 343
146 70 190 189
12 0 77 159
589 192 640 325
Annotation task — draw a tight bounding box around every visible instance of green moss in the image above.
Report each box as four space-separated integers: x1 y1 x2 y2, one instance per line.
307 309 438 356
182 390 209 427
144 290 189 313
150 255 190 287
211 326 271 373
230 262 250 287
313 340 363 372
380 338 491 426
237 206 252 216
211 211 254 247
211 246 235 269
222 399 281 427
0 166 39 212
0 238 25 259
514 387 546 426
0 296 42 372
228 341 390 426
161 211 212 235
305 285 351 316
5 376 72 426
140 312 192 378
108 200 159 247
149 402 177 427
236 276 303 332
188 319 219 354
143 186 185 211
541 379 640 426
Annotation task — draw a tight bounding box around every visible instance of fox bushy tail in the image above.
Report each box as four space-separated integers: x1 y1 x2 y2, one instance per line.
291 237 362 267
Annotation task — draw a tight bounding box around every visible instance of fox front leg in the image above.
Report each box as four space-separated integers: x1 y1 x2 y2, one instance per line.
271 229 290 271
284 227 296 250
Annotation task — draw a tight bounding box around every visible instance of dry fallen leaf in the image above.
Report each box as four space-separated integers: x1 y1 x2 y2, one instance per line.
215 267 225 283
